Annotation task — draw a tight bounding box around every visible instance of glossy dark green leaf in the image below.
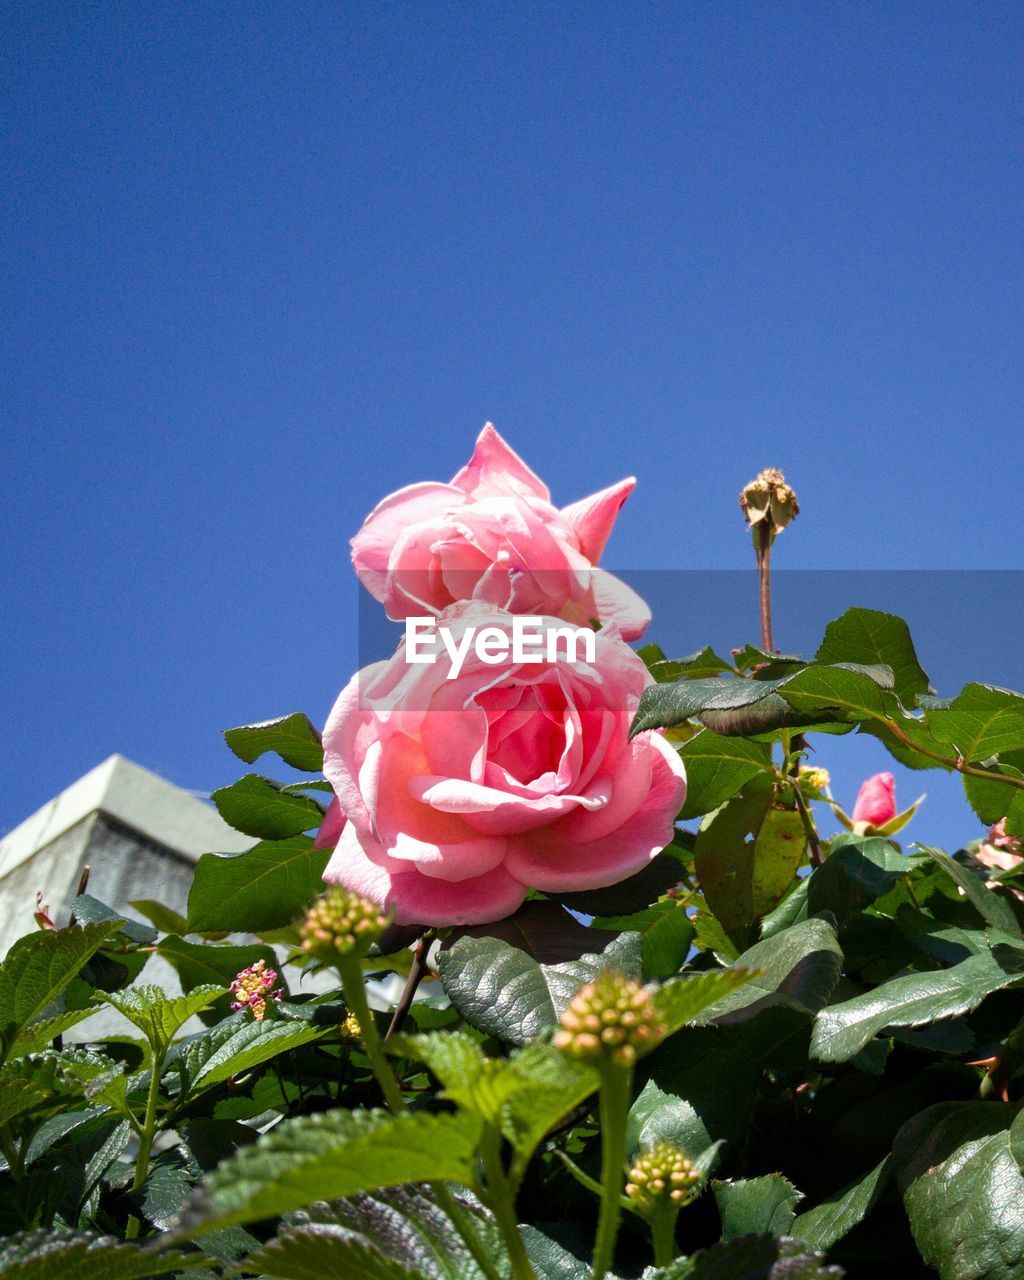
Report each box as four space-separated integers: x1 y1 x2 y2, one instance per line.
811 941 1024 1063
894 1101 1024 1280
917 844 1022 937
713 1173 802 1240
224 712 325 773
211 774 326 840
679 732 773 819
436 930 642 1044
815 608 930 706
186 836 328 933
791 1155 893 1252
806 834 918 927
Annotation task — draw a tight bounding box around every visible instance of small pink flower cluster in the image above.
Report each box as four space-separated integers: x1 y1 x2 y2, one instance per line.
229 958 282 1022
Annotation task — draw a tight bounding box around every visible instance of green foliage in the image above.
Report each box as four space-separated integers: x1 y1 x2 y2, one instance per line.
8 599 1024 1280
186 837 329 933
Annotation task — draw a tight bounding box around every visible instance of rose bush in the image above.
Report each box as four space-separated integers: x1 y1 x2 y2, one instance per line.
350 422 651 638
8 438 1024 1280
320 603 685 925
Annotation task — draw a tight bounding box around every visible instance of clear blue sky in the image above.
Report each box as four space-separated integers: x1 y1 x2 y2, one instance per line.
3 4 1022 851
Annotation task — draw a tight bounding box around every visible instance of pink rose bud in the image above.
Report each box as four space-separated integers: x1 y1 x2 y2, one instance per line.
350 423 651 640
851 772 897 828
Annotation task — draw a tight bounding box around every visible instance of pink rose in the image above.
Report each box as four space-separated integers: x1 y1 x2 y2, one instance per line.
350 423 650 640
851 772 897 829
319 604 686 926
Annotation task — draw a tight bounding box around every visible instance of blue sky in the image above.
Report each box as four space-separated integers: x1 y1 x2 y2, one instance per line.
3 4 1021 850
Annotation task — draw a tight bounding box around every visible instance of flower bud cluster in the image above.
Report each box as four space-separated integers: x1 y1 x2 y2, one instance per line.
553 970 664 1067
229 958 282 1022
625 1141 701 1214
300 887 388 963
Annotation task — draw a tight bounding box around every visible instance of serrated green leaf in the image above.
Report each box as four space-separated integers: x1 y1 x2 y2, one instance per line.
176 1016 327 1094
815 608 930 706
436 931 642 1044
791 1155 892 1251
690 917 843 1024
0 1230 195 1279
713 1173 802 1240
645 1233 840 1278
7 1005 102 1059
181 1108 484 1233
224 713 325 773
186 837 328 933
0 923 122 1062
212 774 326 840
679 732 773 819
811 942 1024 1063
806 834 917 926
104 985 224 1056
894 1102 1024 1280
654 967 763 1036
245 1225 425 1280
694 786 806 939
127 900 190 935
917 844 1022 938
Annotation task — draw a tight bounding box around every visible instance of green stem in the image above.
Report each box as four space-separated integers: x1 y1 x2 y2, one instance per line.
592 1061 633 1280
650 1207 679 1268
885 721 1024 791
338 958 406 1113
339 960 503 1280
125 1049 165 1239
791 778 824 868
481 1130 538 1280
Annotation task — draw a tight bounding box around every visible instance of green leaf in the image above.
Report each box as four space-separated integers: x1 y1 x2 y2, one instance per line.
811 941 1024 1063
243 1226 425 1280
641 646 735 682
894 1102 1024 1280
641 903 695 980
691 917 843 1024
776 662 898 725
212 774 326 840
0 923 122 1062
917 844 1022 938
646 1234 840 1279
186 836 328 933
791 1155 893 1251
654 968 764 1036
626 1080 725 1166
679 732 773 819
68 896 157 945
280 1186 511 1280
694 786 806 938
180 1108 484 1233
713 1174 802 1240
157 935 285 1022
127 901 190 935
436 931 642 1044
926 683 1024 761
815 608 931 706
176 1017 327 1094
0 1231 195 1279
104 985 224 1056
631 673 822 738
224 712 325 773
7 1006 102 1059
806 834 918 926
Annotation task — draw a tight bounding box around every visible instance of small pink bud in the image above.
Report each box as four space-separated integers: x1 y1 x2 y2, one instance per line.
851 772 897 829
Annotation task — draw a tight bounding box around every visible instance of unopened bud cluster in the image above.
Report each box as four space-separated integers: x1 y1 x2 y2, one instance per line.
799 765 831 796
739 468 800 539
229 958 282 1022
625 1141 701 1214
300 887 388 963
553 970 664 1067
